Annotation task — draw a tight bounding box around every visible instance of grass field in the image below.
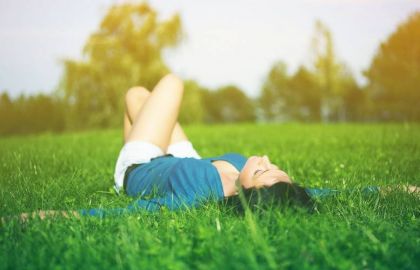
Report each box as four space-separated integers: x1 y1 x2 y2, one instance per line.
0 123 419 269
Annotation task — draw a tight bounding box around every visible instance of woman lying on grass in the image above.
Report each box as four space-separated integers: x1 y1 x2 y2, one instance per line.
5 74 420 222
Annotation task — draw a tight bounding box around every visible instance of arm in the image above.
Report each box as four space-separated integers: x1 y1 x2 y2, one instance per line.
1 210 81 224
1 195 182 224
304 185 419 199
379 185 419 195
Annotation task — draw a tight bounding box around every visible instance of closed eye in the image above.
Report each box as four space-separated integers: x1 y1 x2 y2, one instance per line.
253 169 268 176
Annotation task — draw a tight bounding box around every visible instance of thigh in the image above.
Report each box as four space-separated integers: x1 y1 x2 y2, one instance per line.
127 74 184 152
167 140 201 159
168 123 189 145
114 141 164 191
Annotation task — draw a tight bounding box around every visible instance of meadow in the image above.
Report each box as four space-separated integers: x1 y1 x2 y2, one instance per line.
0 123 419 269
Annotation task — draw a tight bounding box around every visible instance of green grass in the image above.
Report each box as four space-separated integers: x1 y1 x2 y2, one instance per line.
0 123 419 269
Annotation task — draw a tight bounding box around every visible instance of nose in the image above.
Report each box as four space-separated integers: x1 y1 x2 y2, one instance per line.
262 155 270 165
258 156 270 169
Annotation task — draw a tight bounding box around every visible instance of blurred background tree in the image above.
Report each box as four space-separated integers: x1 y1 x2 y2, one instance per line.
203 85 255 123
287 67 321 121
365 11 420 121
259 61 289 121
0 93 15 135
259 20 366 123
178 80 206 124
60 2 183 130
259 62 321 122
310 20 342 122
0 92 64 136
1 6 419 136
309 20 365 122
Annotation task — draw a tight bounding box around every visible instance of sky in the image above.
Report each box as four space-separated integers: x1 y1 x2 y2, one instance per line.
0 0 419 98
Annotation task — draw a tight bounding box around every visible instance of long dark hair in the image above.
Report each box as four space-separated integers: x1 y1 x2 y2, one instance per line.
223 182 315 213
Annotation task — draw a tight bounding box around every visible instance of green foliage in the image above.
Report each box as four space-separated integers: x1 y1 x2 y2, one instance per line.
56 2 255 130
202 85 255 123
260 21 366 122
3 7 419 139
288 67 322 121
260 65 322 121
0 92 65 136
0 93 14 134
310 20 342 98
260 61 289 121
340 72 367 121
0 124 419 269
178 80 206 124
365 11 420 121
308 20 363 122
60 2 183 130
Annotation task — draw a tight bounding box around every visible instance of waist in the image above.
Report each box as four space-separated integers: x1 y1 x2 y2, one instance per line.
123 154 175 191
123 163 142 190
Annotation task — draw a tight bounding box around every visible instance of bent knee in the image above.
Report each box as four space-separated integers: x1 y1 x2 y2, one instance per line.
125 86 150 103
160 73 184 91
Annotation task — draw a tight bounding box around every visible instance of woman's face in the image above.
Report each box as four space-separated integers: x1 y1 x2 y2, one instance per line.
239 155 291 189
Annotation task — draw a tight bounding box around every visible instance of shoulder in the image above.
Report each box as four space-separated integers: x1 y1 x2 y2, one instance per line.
220 152 247 159
204 152 247 160
220 153 248 164
203 152 248 171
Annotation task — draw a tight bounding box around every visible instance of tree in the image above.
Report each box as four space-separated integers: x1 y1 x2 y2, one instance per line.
259 63 321 122
21 94 65 133
259 21 363 122
342 78 366 121
178 80 206 124
0 92 15 135
259 61 289 121
310 20 348 122
0 92 65 136
203 85 255 123
287 67 321 121
60 3 183 129
365 12 420 121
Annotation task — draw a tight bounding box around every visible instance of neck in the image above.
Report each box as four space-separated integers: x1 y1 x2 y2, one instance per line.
211 160 241 197
220 170 239 181
219 170 240 197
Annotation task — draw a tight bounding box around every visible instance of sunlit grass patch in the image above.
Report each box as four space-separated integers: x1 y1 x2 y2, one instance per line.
0 124 419 269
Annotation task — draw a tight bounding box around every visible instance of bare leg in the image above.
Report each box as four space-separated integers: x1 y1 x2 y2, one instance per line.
125 74 185 151
123 86 189 145
169 123 189 145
